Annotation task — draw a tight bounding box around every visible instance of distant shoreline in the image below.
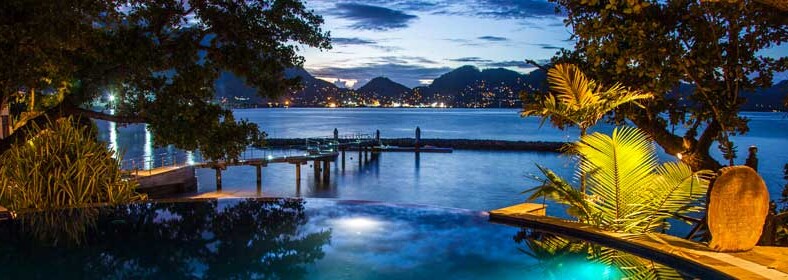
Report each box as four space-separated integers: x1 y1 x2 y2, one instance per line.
231 107 786 113
266 138 567 152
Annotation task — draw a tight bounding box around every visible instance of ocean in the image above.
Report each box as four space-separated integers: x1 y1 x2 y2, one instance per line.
97 108 788 212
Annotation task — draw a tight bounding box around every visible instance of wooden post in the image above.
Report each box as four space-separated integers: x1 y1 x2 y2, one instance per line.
323 160 330 182
256 164 262 192
375 129 380 145
358 146 363 166
295 162 301 182
313 160 320 180
215 168 222 191
415 126 421 152
363 146 368 162
341 148 346 170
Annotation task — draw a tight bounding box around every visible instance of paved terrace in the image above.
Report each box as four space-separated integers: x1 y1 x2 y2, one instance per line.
490 203 788 280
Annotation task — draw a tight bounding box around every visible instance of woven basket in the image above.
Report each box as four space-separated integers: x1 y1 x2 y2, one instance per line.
708 166 769 252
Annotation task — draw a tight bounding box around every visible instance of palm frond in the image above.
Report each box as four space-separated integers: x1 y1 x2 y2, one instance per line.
576 127 657 231
525 164 594 220
636 162 713 232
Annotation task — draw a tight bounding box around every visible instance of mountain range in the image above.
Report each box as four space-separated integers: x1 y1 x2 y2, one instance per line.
215 66 787 110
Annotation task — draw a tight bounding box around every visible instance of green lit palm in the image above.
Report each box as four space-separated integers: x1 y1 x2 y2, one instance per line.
526 126 713 233
521 64 652 136
522 128 712 280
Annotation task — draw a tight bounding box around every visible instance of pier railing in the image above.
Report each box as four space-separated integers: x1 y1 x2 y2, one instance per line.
119 131 376 174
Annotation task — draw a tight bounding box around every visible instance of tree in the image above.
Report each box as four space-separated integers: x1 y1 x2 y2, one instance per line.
549 0 787 171
0 0 331 161
522 64 652 137
525 126 713 233
521 63 652 193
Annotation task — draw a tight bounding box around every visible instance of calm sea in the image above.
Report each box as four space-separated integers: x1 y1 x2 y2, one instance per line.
97 108 788 212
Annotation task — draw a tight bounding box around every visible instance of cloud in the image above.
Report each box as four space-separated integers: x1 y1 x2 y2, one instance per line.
471 0 561 19
534 43 561 50
448 57 492 63
484 60 532 69
484 59 551 69
333 3 418 30
332 37 377 45
477 36 508 42
309 63 453 88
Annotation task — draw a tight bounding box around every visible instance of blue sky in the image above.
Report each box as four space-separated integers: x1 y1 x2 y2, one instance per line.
298 0 787 89
299 0 570 88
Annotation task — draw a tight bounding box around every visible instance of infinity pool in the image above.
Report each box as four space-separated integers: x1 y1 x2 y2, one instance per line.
0 198 700 279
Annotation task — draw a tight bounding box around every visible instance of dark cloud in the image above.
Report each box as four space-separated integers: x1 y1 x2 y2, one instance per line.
484 59 551 69
484 60 533 69
534 43 561 50
472 0 561 19
448 57 492 63
477 36 508 42
333 3 418 30
310 63 453 88
332 37 377 45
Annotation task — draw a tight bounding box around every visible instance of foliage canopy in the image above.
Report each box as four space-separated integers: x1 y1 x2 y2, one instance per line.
549 0 787 170
0 0 331 161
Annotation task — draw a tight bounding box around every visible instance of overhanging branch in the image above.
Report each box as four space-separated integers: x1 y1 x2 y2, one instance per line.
63 106 146 124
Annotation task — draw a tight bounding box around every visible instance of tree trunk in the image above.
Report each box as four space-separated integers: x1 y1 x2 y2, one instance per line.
629 113 721 171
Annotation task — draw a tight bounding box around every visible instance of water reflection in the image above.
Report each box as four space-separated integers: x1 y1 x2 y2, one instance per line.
0 199 331 279
514 229 684 279
143 124 153 169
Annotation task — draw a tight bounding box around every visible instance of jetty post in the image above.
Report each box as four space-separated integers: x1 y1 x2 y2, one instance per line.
415 126 421 152
333 128 339 142
375 129 380 145
322 160 331 182
313 160 321 181
255 163 264 193
341 148 346 170
215 167 222 191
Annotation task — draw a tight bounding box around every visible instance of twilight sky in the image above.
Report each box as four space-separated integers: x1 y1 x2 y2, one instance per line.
296 0 787 89
298 0 570 88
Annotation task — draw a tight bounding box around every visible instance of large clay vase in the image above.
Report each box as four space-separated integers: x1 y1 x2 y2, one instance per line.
708 166 769 252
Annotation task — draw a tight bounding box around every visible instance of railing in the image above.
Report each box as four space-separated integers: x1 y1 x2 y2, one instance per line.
120 132 375 174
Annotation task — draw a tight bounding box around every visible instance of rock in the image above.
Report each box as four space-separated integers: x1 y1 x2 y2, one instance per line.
708 166 769 252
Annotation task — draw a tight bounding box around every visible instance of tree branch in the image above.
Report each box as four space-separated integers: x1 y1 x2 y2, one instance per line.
525 59 550 72
62 105 146 124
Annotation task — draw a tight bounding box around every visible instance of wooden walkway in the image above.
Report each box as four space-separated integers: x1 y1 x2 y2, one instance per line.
490 203 788 279
127 133 381 194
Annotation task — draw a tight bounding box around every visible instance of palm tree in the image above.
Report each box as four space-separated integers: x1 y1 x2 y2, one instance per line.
525 126 713 233
522 63 653 193
522 63 653 137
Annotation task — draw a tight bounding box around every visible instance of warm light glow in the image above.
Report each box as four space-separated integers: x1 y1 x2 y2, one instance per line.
327 102 337 108
676 153 683 160
334 217 383 234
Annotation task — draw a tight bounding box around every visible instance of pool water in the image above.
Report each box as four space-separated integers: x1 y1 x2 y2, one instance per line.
0 198 698 279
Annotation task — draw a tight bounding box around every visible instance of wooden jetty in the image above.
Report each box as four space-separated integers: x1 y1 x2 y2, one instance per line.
124 127 459 197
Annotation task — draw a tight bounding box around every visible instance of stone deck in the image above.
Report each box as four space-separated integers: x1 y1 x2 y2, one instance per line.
490 203 788 280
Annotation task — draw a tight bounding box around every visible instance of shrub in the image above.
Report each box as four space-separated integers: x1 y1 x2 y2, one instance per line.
0 117 145 211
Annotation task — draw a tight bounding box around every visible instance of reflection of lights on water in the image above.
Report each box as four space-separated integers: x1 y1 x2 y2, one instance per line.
266 155 274 160
186 151 195 165
144 124 152 169
334 217 384 234
108 116 118 159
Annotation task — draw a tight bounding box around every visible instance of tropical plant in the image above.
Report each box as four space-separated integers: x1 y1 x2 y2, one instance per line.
0 117 145 211
548 0 786 171
525 126 713 233
521 63 653 137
